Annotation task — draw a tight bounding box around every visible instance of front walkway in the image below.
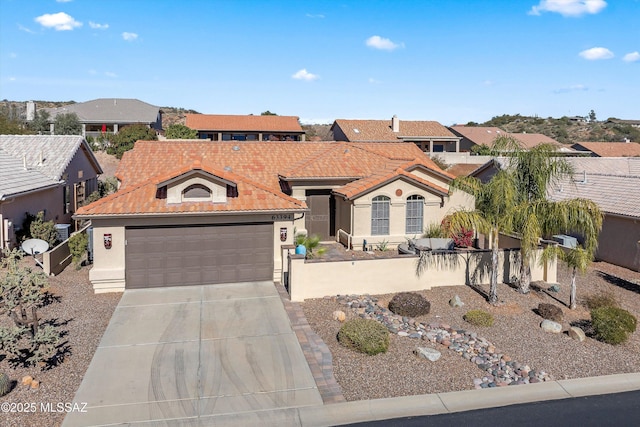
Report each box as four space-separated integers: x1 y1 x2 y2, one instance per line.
63 281 322 426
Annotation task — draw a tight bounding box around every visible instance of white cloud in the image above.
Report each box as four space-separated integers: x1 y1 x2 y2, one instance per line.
105 71 117 78
365 35 403 51
623 51 640 62
9 77 16 81
579 47 614 60
9 52 17 58
292 68 319 81
482 80 494 86
529 0 607 17
368 77 381 84
89 21 109 30
122 32 138 41
35 12 82 31
554 84 589 93
305 13 325 18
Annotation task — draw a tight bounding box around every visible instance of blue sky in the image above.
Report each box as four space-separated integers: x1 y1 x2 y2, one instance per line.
1 0 638 124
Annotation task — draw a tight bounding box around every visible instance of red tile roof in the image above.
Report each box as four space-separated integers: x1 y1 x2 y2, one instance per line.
333 119 456 141
451 126 561 149
571 142 640 157
185 114 303 132
76 141 452 217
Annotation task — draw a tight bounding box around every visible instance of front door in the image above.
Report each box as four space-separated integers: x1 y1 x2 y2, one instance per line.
305 190 334 240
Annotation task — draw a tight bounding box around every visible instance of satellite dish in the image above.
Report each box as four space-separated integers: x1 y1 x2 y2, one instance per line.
21 238 49 255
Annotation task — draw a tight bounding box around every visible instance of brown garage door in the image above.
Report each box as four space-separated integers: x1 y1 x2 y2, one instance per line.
125 223 273 289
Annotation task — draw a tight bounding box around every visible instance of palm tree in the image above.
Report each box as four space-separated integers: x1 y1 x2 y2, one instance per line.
441 169 518 304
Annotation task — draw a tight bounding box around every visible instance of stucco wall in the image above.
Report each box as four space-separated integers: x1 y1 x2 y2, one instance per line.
596 214 640 272
288 247 554 301
349 181 474 249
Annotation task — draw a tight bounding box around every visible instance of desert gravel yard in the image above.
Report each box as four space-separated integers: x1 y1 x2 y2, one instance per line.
0 261 120 427
301 260 640 401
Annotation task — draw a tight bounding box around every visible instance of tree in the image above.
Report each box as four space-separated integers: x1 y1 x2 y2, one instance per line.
0 112 28 135
260 110 277 116
107 125 157 159
442 169 519 304
165 124 197 139
53 112 81 135
588 109 597 123
29 110 50 134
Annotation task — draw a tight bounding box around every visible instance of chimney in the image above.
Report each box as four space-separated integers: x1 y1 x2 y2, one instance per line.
392 115 399 133
26 101 35 121
38 150 43 166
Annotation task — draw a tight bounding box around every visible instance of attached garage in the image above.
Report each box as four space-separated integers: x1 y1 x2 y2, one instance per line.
125 223 274 289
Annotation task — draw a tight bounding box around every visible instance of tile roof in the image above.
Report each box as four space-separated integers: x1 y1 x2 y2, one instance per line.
450 126 561 149
333 119 457 141
564 157 640 176
45 98 159 123
446 163 486 177
0 135 102 181
77 140 452 217
571 142 640 157
0 149 61 200
185 114 303 132
548 173 640 219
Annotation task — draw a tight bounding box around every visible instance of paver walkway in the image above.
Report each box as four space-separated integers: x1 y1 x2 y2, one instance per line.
63 281 323 426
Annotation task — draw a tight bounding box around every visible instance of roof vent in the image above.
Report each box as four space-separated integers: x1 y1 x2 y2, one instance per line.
232 145 240 151
392 115 399 132
224 166 232 171
353 128 360 133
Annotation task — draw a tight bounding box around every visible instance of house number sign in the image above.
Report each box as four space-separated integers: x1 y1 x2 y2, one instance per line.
103 234 112 249
280 228 287 242
271 214 293 221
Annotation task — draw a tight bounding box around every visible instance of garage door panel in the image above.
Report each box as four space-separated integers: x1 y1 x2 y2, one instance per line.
125 224 274 289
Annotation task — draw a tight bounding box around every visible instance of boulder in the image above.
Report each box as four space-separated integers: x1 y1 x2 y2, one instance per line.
332 310 346 322
449 295 464 308
30 380 40 389
414 346 441 362
21 376 33 386
569 326 586 342
541 319 562 333
538 303 563 322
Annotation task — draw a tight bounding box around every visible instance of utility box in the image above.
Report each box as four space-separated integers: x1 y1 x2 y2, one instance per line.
55 223 71 242
552 234 578 249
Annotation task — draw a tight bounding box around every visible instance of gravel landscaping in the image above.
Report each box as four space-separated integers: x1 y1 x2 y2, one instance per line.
0 260 120 427
302 260 640 401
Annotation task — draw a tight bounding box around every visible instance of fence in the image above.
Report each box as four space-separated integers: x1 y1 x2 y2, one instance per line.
287 247 557 302
41 223 90 275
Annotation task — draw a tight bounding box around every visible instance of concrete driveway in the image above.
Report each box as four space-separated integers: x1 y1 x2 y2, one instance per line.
63 281 322 426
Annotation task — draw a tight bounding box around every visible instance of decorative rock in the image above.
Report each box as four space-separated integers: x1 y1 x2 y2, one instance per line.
30 380 40 389
547 284 561 293
569 326 586 342
538 303 563 322
541 319 562 333
414 346 442 361
449 295 464 308
332 310 346 322
21 376 33 386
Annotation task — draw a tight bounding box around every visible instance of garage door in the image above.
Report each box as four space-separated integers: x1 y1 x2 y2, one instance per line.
125 223 273 289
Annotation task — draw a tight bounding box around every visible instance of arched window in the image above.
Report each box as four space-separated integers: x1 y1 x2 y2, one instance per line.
182 184 211 200
371 195 390 235
406 195 424 234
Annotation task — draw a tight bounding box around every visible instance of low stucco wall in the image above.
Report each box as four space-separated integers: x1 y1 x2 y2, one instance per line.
288 248 555 302
43 240 71 276
596 214 640 272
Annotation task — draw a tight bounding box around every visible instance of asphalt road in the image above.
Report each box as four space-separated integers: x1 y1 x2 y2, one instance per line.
345 390 640 427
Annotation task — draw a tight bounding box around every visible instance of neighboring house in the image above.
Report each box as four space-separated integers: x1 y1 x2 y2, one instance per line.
74 140 474 293
548 170 640 272
605 118 640 128
330 116 461 153
39 98 162 138
0 135 103 249
571 141 640 157
185 114 306 141
449 125 566 152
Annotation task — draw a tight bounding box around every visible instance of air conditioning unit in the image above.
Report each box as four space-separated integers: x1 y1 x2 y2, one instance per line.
55 223 71 241
552 234 578 249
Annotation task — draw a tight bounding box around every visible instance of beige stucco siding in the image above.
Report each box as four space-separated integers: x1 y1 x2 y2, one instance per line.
409 168 451 188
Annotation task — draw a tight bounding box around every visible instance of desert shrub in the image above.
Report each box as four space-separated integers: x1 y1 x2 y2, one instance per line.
388 292 431 317
68 232 88 268
422 222 446 238
29 211 58 247
538 303 563 322
591 306 637 345
463 310 494 327
0 372 11 397
337 318 389 355
584 291 618 310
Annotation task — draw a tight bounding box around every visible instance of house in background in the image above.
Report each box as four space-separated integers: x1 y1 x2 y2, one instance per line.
38 98 162 138
0 135 103 249
75 140 473 293
605 118 640 128
330 116 461 153
449 125 565 152
571 141 640 157
185 114 306 141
